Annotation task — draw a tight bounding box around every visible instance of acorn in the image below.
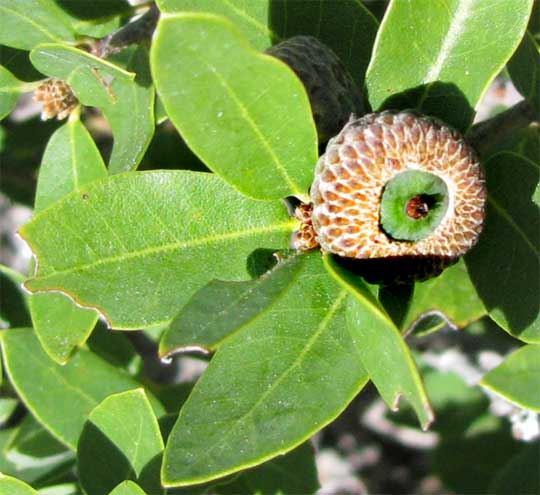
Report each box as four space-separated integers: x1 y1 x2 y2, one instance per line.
33 78 78 121
295 110 486 283
266 35 364 144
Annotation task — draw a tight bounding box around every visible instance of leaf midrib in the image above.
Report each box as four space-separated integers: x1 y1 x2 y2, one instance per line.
26 220 296 282
195 53 303 195
488 197 539 260
0 5 68 43
173 288 349 478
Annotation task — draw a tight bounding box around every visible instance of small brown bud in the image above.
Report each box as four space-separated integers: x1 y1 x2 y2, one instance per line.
33 78 78 120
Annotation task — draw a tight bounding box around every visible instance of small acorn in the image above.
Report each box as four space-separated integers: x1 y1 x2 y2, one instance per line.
33 78 78 120
266 35 364 143
295 110 487 283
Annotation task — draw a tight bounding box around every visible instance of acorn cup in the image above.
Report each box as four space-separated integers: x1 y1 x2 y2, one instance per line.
266 35 364 144
33 78 78 120
295 110 487 284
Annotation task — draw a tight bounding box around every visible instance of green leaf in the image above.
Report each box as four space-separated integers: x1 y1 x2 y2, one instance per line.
480 344 540 412
400 260 486 331
268 0 379 86
366 0 535 130
29 116 107 364
162 253 368 487
155 0 273 51
86 323 140 373
5 415 73 469
151 13 317 200
507 31 540 110
53 0 131 38
30 44 154 173
0 264 30 329
0 473 38 495
100 47 155 174
466 152 539 343
34 116 107 212
78 389 164 495
154 95 167 124
21 171 295 329
108 481 147 495
0 328 164 449
434 422 524 493
215 442 319 495
0 428 73 488
30 44 134 86
324 256 433 430
159 253 303 357
29 293 98 365
0 398 18 425
488 444 540 495
0 0 76 50
0 46 44 82
0 65 25 119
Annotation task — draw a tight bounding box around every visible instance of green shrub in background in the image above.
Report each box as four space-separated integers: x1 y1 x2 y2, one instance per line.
0 1 539 494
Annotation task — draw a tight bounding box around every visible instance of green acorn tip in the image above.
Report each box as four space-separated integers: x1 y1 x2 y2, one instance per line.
379 170 449 242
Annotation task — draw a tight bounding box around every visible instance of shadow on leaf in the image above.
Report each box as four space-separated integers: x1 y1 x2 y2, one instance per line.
372 81 474 132
466 152 539 340
78 421 136 495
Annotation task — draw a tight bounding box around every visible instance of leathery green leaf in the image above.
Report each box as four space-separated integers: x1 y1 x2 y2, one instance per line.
0 328 165 450
366 0 534 130
0 65 25 120
156 0 273 51
0 398 18 425
216 442 319 495
0 264 30 329
5 414 72 469
108 481 147 495
29 44 133 87
30 44 154 173
401 260 486 332
21 171 295 329
159 253 303 358
29 116 106 364
0 473 37 495
466 152 540 343
0 0 76 50
508 31 540 110
480 345 540 412
162 253 368 487
151 13 317 200
96 47 155 174
488 444 540 495
268 0 379 86
324 256 434 430
78 389 164 495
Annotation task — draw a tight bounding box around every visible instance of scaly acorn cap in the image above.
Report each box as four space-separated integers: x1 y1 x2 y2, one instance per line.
266 35 364 143
309 110 486 283
33 78 78 121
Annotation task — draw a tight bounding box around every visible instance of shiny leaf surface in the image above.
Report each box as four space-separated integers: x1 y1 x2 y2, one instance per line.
21 171 295 329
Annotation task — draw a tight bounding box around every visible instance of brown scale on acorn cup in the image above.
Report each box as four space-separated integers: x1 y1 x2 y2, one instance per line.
33 78 78 120
293 110 487 284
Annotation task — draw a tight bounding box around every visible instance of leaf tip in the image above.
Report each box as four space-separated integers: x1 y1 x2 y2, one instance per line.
420 404 436 431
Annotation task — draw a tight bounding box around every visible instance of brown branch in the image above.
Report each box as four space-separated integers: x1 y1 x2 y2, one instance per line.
90 5 159 58
467 99 538 156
